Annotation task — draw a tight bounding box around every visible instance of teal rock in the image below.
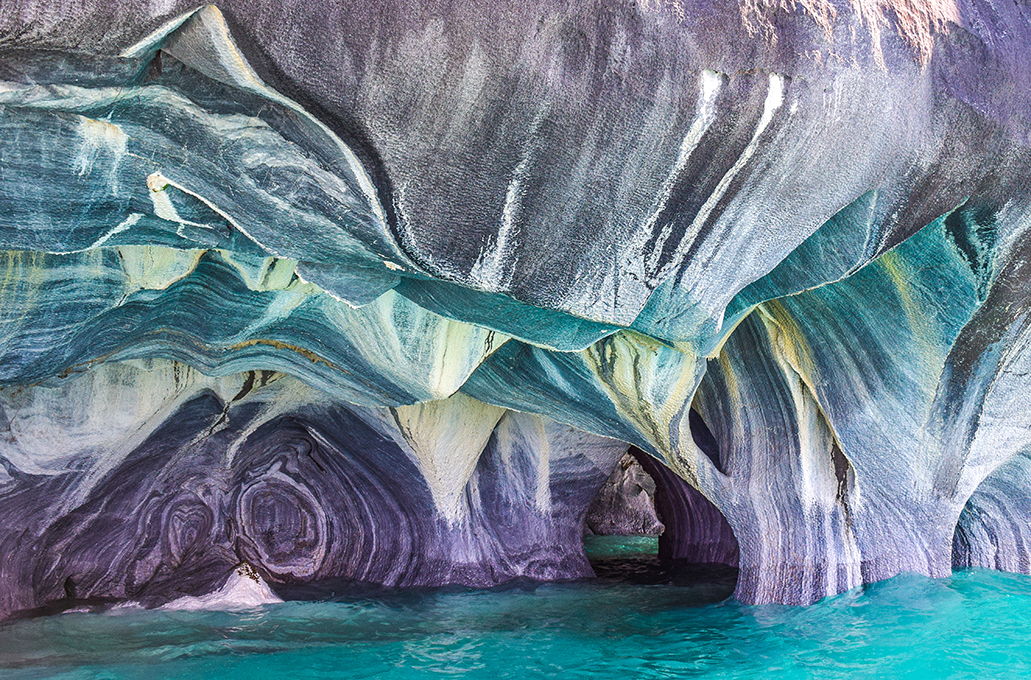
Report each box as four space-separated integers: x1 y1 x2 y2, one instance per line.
3 0 1031 612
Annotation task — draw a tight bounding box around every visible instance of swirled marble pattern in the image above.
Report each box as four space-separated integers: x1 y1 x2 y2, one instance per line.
3 0 1031 611
0 363 626 618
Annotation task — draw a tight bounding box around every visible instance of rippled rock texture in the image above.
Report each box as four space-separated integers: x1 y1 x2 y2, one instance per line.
2 0 1031 610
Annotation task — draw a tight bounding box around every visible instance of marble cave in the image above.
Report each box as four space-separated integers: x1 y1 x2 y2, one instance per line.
2 0 1031 626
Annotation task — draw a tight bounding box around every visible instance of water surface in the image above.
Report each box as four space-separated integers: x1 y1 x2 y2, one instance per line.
1 549 1028 679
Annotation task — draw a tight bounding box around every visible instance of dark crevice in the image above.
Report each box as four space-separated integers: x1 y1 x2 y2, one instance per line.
688 408 725 474
831 439 855 530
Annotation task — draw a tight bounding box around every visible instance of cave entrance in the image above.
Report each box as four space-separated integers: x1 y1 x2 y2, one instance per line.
583 450 664 561
953 453 1031 574
583 442 739 595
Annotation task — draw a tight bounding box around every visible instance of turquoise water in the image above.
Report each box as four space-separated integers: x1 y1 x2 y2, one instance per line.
2 560 1031 679
583 534 659 560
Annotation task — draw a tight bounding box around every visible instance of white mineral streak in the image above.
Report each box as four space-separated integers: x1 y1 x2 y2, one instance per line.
0 361 254 512
87 213 142 250
388 392 506 523
664 73 784 279
74 117 127 193
327 289 509 401
491 413 553 514
533 423 555 514
470 109 547 291
0 362 197 477
162 564 282 611
490 412 626 516
144 169 272 257
124 5 407 268
144 171 235 241
641 70 723 278
118 8 199 57
145 172 178 222
783 370 863 597
0 80 286 260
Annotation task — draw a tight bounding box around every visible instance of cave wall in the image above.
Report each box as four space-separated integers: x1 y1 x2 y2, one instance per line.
631 448 739 566
2 0 1031 610
0 363 625 618
955 452 1031 574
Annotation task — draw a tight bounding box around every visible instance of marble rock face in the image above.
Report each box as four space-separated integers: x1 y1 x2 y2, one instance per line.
0 362 627 618
585 452 665 537
2 0 1031 611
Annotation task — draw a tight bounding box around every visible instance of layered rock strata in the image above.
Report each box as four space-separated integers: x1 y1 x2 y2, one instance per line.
2 0 1031 610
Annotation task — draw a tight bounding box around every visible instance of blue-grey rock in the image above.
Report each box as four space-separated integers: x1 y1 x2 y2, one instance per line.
2 0 1031 612
954 452 1031 574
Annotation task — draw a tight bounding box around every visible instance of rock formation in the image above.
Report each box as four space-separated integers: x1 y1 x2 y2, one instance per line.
2 0 1031 612
585 452 665 537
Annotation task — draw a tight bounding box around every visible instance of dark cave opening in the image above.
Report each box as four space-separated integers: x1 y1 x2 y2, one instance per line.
582 440 739 597
583 450 664 555
952 453 1031 575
